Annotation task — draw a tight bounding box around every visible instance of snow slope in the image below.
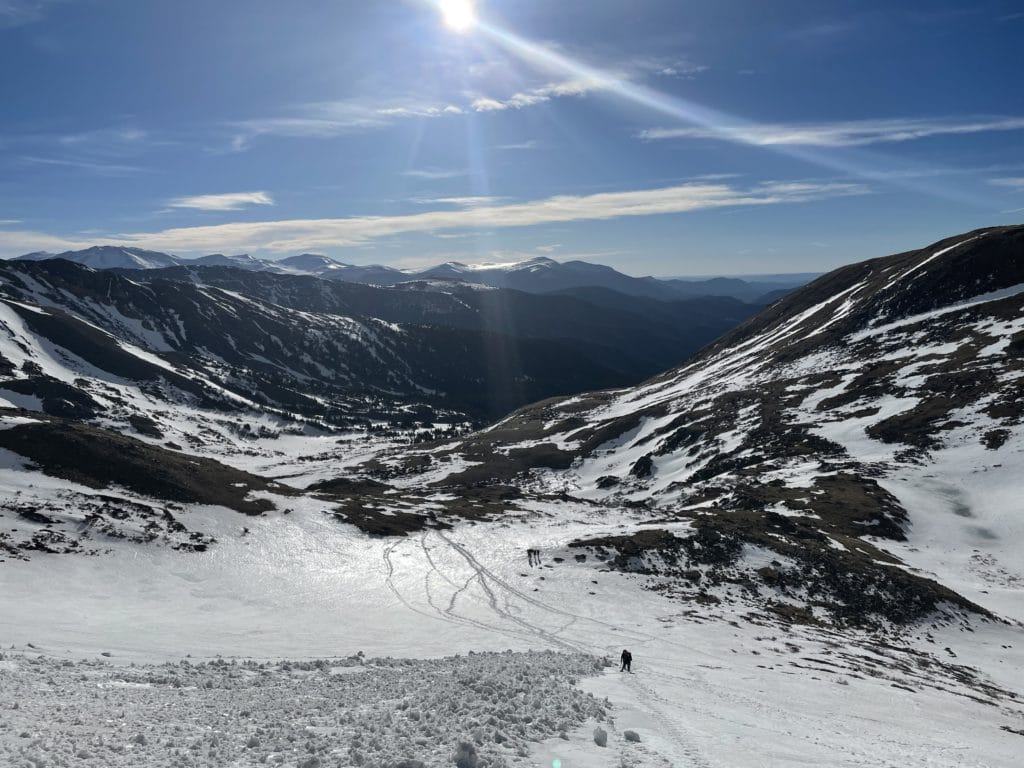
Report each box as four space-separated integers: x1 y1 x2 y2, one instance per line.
4 500 1024 766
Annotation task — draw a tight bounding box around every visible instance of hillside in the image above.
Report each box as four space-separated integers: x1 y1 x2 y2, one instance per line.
343 225 1024 627
2 258 721 429
126 264 757 378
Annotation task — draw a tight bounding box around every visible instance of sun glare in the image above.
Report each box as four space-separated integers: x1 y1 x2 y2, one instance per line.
439 0 476 32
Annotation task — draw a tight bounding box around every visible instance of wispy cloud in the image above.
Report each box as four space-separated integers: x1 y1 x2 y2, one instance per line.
497 140 540 151
471 78 606 112
631 56 709 80
990 177 1024 190
0 219 22 226
0 0 66 28
229 99 464 150
401 168 466 180
639 116 1024 147
58 127 150 148
855 163 1021 182
470 98 506 113
0 179 867 257
412 196 507 207
656 63 709 79
2 123 161 175
228 67 612 149
20 155 144 175
167 191 275 212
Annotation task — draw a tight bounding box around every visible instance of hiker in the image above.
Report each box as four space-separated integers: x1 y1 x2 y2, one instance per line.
526 548 542 567
620 649 632 672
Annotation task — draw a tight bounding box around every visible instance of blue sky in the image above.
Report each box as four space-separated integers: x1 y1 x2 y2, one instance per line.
1 0 1022 275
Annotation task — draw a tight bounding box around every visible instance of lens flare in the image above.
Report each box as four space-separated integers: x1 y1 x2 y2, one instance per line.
438 0 476 32
473 23 989 207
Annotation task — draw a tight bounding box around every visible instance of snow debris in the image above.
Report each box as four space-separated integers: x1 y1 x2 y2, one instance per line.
0 650 607 768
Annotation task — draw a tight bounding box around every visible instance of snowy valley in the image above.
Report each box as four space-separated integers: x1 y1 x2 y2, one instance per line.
2 226 1024 767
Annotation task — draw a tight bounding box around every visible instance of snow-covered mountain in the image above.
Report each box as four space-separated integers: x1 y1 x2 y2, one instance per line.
189 252 289 271
4 226 1021 608
3 226 1024 767
2 259 684 436
16 245 181 270
415 256 666 298
11 246 807 302
349 225 1024 627
126 264 757 378
275 252 352 272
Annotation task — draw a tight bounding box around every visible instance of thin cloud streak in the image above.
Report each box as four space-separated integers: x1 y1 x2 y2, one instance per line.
471 78 607 112
229 99 464 150
232 77 605 148
167 191 275 212
20 155 144 175
58 127 149 147
639 116 1024 147
412 196 508 207
402 168 467 180
0 0 66 28
990 177 1024 190
497 140 540 151
0 180 868 257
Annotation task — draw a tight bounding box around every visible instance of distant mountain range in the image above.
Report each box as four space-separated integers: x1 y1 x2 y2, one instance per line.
0 257 760 429
12 246 813 304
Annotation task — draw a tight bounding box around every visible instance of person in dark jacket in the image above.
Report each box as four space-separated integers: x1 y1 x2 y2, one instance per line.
620 649 632 672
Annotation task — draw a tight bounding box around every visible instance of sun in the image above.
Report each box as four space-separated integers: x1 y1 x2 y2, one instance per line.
438 0 477 32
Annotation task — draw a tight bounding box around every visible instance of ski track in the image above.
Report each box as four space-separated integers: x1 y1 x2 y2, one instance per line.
439 535 581 653
435 531 655 647
380 530 721 762
416 533 544 644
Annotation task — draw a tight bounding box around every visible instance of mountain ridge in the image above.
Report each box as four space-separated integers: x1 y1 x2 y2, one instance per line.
0 255 762 460
10 245 810 303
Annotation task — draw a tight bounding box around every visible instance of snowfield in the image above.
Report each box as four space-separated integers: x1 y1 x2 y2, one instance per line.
4 505 1024 766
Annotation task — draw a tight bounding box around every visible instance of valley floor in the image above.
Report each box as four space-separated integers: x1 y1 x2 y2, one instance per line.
4 502 1024 767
